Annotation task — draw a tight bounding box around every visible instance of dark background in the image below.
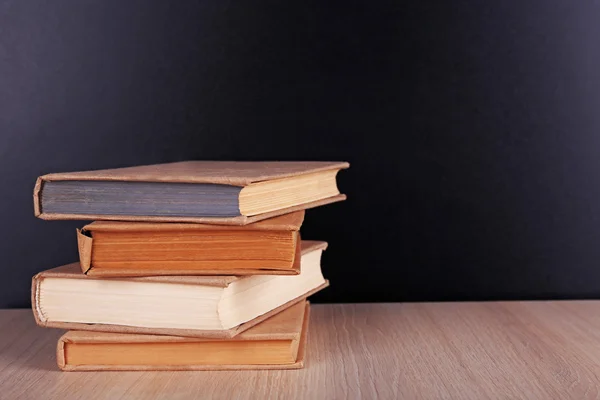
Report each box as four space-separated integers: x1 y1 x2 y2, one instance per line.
2 1 600 308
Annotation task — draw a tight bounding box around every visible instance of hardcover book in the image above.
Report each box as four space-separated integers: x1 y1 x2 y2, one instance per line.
32 241 328 338
57 301 310 371
34 161 349 224
76 211 305 277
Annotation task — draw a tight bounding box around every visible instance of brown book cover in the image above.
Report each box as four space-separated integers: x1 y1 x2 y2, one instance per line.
32 241 328 339
34 161 349 225
77 211 305 276
57 301 311 371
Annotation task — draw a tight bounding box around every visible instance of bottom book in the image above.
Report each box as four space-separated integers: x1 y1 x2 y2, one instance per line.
57 301 310 371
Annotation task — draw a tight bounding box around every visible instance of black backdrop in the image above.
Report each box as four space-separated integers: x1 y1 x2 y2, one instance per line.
2 1 600 308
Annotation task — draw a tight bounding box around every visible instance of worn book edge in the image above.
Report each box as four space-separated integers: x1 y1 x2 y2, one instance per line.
76 229 92 274
35 194 346 225
76 212 305 276
77 230 303 277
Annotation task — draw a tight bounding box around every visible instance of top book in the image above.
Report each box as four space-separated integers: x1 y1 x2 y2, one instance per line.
34 161 349 224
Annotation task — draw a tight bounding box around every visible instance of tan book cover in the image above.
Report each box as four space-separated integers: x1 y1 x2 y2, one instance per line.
57 301 310 371
34 161 349 225
76 211 305 276
32 241 328 339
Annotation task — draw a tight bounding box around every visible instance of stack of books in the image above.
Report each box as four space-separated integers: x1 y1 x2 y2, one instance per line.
31 161 349 371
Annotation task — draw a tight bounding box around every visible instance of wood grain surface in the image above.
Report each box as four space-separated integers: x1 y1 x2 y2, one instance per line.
2 302 600 399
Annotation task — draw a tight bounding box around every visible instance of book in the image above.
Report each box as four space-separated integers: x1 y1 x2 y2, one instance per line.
32 241 327 338
76 211 305 277
34 161 349 224
57 301 310 371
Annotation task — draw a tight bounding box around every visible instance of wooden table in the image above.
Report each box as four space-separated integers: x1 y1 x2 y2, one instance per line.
2 302 600 399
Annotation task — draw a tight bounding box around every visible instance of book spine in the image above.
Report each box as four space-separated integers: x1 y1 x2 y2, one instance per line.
30 274 48 328
76 229 93 274
33 176 44 218
56 334 68 371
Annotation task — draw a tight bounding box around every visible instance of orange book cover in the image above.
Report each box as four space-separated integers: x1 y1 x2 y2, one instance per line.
76 211 305 277
57 301 310 371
